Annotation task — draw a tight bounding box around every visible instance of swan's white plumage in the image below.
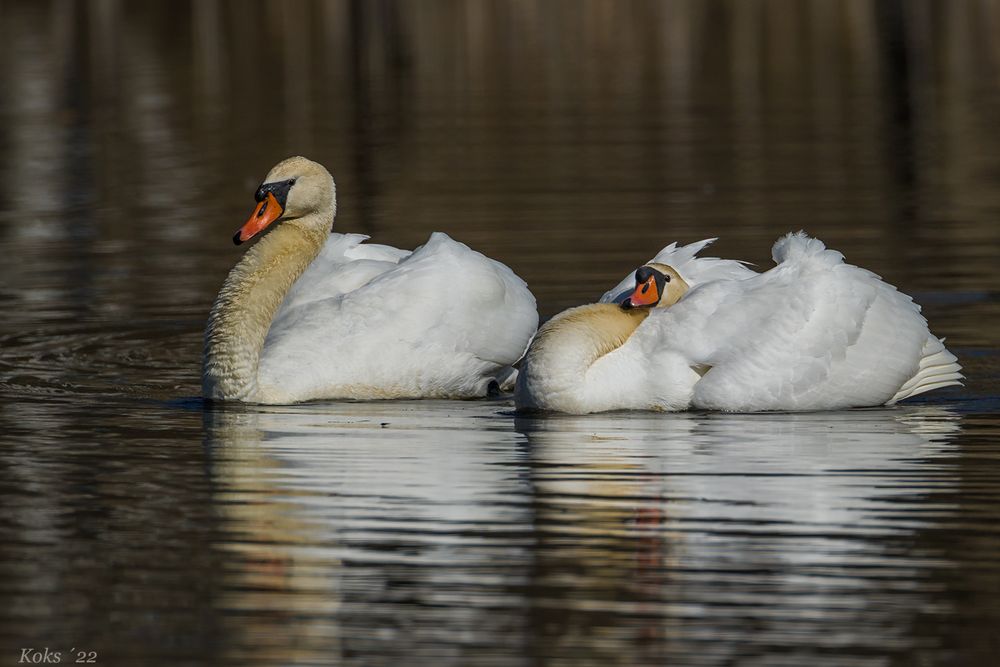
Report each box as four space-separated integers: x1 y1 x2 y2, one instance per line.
274 233 410 313
259 232 538 403
517 232 962 413
663 233 948 410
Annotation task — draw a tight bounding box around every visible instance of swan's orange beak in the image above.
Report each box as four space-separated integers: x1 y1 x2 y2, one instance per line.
623 274 660 309
234 192 284 245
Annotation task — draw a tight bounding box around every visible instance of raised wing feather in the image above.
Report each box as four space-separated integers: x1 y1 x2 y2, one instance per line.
600 238 756 304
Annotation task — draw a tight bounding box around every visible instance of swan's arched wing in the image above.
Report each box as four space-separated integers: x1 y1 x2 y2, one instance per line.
341 232 538 368
600 238 756 304
260 233 538 399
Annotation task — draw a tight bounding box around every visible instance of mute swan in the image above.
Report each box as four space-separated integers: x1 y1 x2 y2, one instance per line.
203 156 538 404
515 233 962 414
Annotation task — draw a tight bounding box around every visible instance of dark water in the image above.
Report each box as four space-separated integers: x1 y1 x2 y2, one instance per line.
2 1 1000 665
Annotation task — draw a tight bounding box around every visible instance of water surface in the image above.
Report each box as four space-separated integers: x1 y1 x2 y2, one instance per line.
2 2 999 665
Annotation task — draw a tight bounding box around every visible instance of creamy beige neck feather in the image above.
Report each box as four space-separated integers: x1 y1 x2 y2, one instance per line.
202 221 325 402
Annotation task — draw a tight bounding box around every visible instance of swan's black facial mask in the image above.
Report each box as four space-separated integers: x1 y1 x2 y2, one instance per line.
254 179 295 207
234 179 296 245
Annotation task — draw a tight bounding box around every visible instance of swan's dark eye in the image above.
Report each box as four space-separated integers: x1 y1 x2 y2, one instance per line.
664 275 671 283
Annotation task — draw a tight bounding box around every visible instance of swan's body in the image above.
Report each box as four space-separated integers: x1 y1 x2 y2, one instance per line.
203 157 537 404
516 233 962 414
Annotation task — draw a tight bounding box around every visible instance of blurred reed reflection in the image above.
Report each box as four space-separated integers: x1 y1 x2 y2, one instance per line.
199 403 965 665
2 1 1000 322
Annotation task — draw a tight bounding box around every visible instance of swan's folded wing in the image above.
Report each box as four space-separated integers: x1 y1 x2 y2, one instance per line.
355 232 538 369
261 232 538 398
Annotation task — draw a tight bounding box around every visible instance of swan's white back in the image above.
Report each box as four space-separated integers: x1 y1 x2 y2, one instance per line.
645 232 962 411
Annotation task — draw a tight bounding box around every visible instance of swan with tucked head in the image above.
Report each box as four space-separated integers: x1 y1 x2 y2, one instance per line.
516 233 962 414
203 156 538 404
515 262 697 414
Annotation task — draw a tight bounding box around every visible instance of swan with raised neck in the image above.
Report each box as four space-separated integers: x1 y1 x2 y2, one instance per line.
202 156 335 402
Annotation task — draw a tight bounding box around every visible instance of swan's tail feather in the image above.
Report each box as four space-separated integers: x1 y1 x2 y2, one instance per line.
888 336 963 404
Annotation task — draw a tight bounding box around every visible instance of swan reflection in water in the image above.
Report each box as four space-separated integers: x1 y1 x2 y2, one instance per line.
203 402 961 664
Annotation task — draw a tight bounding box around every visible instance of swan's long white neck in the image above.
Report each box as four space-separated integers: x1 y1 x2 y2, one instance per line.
202 219 326 402
515 304 649 412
